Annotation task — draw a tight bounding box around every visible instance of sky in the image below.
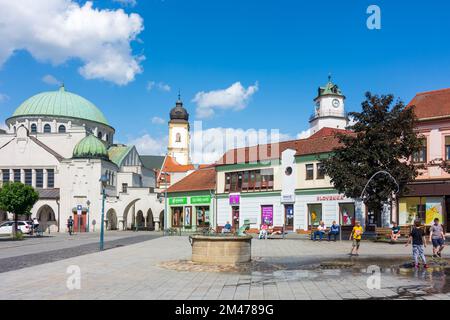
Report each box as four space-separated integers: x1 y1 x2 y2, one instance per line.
0 0 450 162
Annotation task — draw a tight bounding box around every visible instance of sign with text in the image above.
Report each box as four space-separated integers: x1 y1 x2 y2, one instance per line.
169 197 187 206
229 193 240 205
190 195 211 204
316 195 345 201
261 205 274 226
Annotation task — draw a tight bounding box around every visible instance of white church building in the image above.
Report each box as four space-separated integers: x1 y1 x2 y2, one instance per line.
0 85 165 233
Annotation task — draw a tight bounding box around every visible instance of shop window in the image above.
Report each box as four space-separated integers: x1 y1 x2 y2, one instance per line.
417 204 426 224
306 164 314 180
30 124 37 133
43 124 51 133
196 206 210 226
47 169 54 188
308 204 322 227
339 203 355 226
412 139 427 163
184 206 192 227
35 169 43 188
172 207 183 227
446 136 450 161
316 163 325 179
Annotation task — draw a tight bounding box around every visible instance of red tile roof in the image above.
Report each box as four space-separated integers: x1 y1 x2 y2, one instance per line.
216 127 349 166
162 156 195 173
407 87 450 120
166 167 216 193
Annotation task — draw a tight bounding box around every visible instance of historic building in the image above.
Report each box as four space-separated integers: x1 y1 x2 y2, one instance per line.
0 85 164 232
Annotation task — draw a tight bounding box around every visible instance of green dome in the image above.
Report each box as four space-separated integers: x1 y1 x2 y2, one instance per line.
11 85 109 126
73 135 109 160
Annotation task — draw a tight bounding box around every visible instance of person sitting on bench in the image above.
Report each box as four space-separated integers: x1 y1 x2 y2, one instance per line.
390 222 401 242
259 223 268 239
222 221 232 233
328 221 340 241
313 221 326 241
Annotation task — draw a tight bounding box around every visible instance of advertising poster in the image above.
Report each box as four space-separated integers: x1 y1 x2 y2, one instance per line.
426 198 443 225
261 205 273 226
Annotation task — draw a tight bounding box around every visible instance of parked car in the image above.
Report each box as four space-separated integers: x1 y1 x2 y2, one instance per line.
0 221 32 235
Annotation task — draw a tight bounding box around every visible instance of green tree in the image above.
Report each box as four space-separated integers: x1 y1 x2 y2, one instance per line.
322 92 423 226
0 182 39 237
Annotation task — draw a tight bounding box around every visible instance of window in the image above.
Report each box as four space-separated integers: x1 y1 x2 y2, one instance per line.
176 133 181 142
47 169 54 188
58 125 66 133
36 169 43 188
446 136 450 161
316 163 325 179
308 204 323 227
30 124 37 133
224 169 274 193
24 169 32 186
412 139 427 163
285 166 293 176
13 169 21 182
171 207 183 227
196 206 210 226
97 131 102 139
43 124 51 133
2 169 10 183
122 183 128 193
306 164 314 180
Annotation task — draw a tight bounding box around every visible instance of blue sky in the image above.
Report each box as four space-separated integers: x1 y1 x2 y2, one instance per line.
1 0 450 158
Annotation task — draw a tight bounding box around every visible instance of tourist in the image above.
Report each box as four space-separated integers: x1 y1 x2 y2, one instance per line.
390 222 401 242
67 216 74 235
328 221 340 241
222 221 232 233
313 221 326 241
349 221 363 256
430 218 445 258
259 223 268 239
32 217 39 235
406 220 428 269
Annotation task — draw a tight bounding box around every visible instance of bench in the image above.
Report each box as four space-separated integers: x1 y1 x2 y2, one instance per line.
310 227 331 240
375 225 410 242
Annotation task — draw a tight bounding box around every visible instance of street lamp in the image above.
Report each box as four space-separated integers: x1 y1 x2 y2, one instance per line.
99 174 108 251
86 200 91 232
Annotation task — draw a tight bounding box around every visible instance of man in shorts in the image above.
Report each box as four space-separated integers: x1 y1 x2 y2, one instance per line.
406 220 428 269
349 221 363 256
429 218 445 258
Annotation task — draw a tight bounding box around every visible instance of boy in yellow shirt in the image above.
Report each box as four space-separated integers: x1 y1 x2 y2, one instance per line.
349 221 364 256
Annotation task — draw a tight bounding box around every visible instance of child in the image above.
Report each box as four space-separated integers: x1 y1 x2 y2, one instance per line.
429 218 446 258
405 220 428 269
259 223 268 239
390 222 401 242
349 221 363 256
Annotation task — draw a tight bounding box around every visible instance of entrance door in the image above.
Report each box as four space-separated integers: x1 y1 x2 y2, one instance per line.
73 213 87 233
232 206 240 232
284 204 294 231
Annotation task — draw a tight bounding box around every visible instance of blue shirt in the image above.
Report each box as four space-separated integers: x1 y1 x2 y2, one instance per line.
330 224 340 233
224 223 232 230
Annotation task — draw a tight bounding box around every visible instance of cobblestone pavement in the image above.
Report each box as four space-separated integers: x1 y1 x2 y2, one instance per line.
0 232 162 273
0 237 449 300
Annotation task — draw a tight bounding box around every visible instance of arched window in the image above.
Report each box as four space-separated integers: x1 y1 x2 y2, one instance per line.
30 123 37 133
176 133 181 142
97 131 102 140
43 124 51 133
105 134 109 142
58 125 66 133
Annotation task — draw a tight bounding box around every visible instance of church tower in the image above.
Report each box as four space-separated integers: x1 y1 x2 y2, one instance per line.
167 94 191 165
309 76 348 135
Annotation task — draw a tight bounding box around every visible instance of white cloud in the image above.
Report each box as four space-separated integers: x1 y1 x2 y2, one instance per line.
151 116 165 125
296 129 311 139
0 0 144 85
147 81 171 92
127 133 167 155
42 74 61 86
113 0 137 7
0 93 9 103
193 82 259 119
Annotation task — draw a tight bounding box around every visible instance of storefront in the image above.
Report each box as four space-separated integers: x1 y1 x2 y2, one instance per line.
167 194 214 231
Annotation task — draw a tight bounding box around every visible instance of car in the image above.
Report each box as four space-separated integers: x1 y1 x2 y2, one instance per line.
0 220 32 235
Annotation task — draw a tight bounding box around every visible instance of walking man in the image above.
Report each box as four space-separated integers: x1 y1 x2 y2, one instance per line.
349 221 363 256
405 220 428 269
430 218 445 258
67 216 74 235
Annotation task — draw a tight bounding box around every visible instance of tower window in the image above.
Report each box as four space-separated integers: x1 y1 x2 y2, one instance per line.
58 125 66 133
176 133 181 142
98 131 102 139
44 124 51 133
30 124 37 133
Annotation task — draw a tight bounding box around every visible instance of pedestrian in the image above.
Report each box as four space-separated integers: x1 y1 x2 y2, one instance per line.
313 221 327 241
67 216 74 235
429 218 445 258
32 217 39 234
328 220 340 241
405 220 428 269
349 220 363 256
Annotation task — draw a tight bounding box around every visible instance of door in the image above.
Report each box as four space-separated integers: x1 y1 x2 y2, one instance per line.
232 206 240 232
73 213 87 233
284 204 294 231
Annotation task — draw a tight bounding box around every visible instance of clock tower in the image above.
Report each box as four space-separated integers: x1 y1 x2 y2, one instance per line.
168 94 191 165
309 76 348 135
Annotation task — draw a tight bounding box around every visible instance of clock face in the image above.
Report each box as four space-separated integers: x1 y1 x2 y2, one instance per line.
332 99 340 108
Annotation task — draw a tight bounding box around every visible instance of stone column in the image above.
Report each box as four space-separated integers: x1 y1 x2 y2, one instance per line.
154 221 160 232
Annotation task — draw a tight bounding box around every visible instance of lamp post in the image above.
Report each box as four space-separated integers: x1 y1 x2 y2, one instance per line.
86 200 91 232
99 175 108 251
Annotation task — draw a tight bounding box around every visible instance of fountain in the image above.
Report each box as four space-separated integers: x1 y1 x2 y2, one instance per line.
189 219 252 264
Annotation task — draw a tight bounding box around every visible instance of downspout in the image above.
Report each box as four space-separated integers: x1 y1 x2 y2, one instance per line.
56 198 60 233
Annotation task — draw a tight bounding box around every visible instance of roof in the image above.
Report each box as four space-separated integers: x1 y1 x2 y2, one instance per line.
108 145 132 166
29 136 65 161
73 135 108 160
167 167 216 193
37 188 60 199
9 85 110 126
216 127 349 166
162 156 195 172
315 77 344 100
140 155 165 170
407 87 450 120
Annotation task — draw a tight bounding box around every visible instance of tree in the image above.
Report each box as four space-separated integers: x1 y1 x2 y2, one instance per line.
322 92 423 226
0 182 39 237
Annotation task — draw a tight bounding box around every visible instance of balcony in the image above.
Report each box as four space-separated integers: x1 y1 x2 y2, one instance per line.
310 111 347 122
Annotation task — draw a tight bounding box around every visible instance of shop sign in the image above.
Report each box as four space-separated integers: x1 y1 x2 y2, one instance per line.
190 195 211 204
281 194 295 203
317 195 344 201
229 193 240 205
169 197 187 205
